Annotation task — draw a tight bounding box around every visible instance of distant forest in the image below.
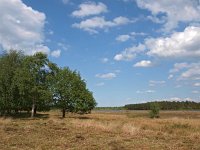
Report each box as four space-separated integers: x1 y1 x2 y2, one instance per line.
125 101 200 110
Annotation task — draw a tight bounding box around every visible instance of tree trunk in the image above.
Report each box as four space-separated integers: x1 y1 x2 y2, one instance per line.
62 108 66 118
31 102 35 118
34 106 37 115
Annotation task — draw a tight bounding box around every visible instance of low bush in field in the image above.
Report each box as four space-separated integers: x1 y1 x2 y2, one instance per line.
149 103 160 118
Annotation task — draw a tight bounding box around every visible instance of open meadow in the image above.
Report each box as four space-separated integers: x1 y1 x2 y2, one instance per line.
0 110 200 150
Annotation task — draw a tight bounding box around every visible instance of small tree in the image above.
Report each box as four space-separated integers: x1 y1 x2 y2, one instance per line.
149 102 160 118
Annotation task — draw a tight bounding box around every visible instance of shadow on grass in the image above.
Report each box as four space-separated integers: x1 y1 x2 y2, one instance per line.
0 112 49 120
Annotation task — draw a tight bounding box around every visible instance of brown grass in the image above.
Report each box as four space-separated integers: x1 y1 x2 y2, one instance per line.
0 110 200 150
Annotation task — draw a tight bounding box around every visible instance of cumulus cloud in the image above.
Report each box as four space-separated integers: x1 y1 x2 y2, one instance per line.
95 73 116 80
116 34 131 42
0 0 49 55
134 60 153 67
149 80 165 86
72 16 132 34
169 62 200 81
72 2 107 18
116 32 146 42
136 0 200 32
145 26 200 59
51 50 61 58
114 44 145 61
169 63 190 73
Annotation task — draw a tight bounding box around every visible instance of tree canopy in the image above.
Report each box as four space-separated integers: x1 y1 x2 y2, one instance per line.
0 50 96 117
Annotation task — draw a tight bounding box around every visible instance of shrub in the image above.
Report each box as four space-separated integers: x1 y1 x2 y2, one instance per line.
149 102 160 118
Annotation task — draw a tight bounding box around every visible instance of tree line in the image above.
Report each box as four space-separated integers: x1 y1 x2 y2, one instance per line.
0 51 96 117
124 101 200 110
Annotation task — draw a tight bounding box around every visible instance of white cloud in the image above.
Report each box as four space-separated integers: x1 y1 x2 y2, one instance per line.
51 50 61 58
114 70 121 73
134 60 153 67
57 42 69 51
136 0 200 32
130 32 147 36
113 16 131 25
114 44 145 61
116 34 130 42
136 90 155 94
146 90 155 93
156 97 197 102
116 32 146 42
136 90 142 94
72 16 132 34
169 63 190 73
169 62 200 81
62 0 70 4
192 90 199 94
149 80 165 86
72 2 107 18
146 26 200 59
114 53 135 61
48 30 54 35
180 65 200 80
95 73 116 80
101 58 109 63
194 82 200 86
96 82 105 86
168 74 174 79
0 0 49 55
175 85 182 88
147 15 165 24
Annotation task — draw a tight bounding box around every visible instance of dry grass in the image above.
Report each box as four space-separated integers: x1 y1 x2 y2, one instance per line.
0 110 200 150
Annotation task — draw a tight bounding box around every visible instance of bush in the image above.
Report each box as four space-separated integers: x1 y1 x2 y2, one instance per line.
149 102 160 118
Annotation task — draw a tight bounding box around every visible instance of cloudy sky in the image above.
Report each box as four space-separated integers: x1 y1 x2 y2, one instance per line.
0 0 200 106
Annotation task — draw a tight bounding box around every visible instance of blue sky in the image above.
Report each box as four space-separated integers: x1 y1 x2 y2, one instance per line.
0 0 200 106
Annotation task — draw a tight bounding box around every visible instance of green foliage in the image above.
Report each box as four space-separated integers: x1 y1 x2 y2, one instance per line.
0 50 24 114
0 50 96 117
53 67 96 117
149 103 160 118
14 52 53 117
124 101 200 110
94 107 125 110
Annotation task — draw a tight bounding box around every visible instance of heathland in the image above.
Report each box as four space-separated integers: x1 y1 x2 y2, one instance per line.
0 110 200 150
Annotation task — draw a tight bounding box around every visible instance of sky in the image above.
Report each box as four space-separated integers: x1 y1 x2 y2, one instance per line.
0 0 200 106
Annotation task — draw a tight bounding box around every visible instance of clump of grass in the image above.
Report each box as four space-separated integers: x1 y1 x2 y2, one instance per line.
170 123 191 129
121 123 140 135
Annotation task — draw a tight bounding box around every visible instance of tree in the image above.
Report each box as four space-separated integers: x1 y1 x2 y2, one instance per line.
53 67 96 118
0 50 24 115
15 52 52 117
0 50 96 118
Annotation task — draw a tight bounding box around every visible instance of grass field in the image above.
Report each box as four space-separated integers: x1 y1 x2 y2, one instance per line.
0 110 200 150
